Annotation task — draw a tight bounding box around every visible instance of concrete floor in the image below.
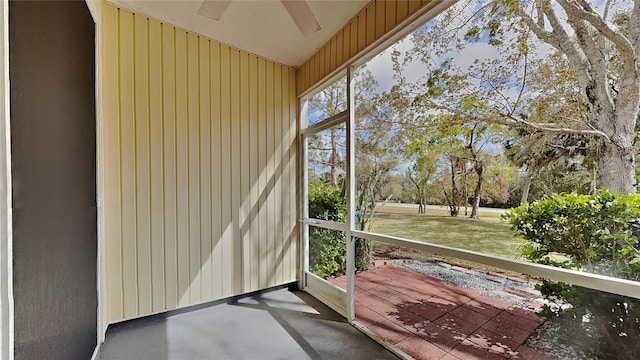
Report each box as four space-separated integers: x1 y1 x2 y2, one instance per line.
99 286 399 360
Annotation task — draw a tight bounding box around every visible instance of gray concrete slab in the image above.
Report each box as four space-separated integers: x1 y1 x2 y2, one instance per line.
99 287 399 360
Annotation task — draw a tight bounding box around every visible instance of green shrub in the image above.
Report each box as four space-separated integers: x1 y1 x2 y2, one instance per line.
505 192 640 359
307 181 373 278
308 182 346 278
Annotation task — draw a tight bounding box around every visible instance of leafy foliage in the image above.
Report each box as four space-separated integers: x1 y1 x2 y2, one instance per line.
308 182 346 278
308 181 346 223
307 180 375 277
505 192 640 359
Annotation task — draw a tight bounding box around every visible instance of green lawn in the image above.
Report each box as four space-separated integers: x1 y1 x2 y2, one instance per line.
369 205 524 259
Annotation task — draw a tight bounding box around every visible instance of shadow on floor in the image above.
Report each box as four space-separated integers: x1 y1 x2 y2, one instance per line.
99 286 399 360
332 265 547 360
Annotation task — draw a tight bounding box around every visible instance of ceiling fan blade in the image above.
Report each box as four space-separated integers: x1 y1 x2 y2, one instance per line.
281 0 321 37
198 0 232 21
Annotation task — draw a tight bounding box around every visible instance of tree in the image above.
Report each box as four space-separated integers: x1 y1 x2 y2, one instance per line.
404 136 439 214
400 111 508 218
393 0 639 194
505 131 590 204
354 72 400 229
461 121 497 218
481 155 518 206
308 79 347 186
441 144 466 217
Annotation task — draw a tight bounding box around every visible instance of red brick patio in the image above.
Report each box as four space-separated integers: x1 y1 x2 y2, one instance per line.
330 265 548 360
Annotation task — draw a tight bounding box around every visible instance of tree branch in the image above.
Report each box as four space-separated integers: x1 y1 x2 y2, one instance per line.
513 53 528 112
518 2 591 89
493 111 610 139
410 95 609 139
541 2 592 86
557 0 636 65
518 6 561 51
632 0 640 57
569 14 615 110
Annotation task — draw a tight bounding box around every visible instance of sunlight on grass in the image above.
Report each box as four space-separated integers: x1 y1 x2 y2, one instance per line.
370 205 522 259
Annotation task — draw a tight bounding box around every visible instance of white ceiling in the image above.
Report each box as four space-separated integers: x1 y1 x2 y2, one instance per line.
109 0 370 67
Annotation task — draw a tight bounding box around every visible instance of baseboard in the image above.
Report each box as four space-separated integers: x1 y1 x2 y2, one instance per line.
90 341 101 360
106 282 297 333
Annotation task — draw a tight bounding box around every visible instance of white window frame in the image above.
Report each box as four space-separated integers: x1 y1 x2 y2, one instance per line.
298 0 640 327
298 71 351 317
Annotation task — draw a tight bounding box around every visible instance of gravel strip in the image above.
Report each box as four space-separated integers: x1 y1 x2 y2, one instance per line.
394 259 594 360
398 260 538 308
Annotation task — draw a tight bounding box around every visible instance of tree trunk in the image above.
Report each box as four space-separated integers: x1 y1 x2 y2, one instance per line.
449 205 459 217
330 128 338 186
417 196 425 214
355 237 372 272
470 163 483 219
449 157 460 217
520 172 534 205
597 138 636 194
589 163 597 195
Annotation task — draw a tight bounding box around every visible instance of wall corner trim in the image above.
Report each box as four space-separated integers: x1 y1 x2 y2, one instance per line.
0 0 13 359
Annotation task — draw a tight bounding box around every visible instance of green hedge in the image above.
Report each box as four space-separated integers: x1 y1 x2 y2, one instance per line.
505 192 640 359
307 181 373 278
308 182 346 278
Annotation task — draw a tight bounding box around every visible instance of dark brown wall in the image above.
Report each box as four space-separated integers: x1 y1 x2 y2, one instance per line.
9 1 97 359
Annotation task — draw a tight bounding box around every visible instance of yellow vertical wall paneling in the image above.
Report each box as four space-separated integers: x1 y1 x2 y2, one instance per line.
248 55 259 291
265 61 275 286
174 30 190 308
274 65 283 284
102 4 297 324
386 0 398 32
335 31 344 67
375 0 386 39
357 11 367 53
134 14 152 316
314 52 321 87
281 68 291 279
366 4 376 45
296 0 435 95
210 42 223 300
148 19 165 313
240 52 251 292
397 0 409 21
161 23 178 311
340 29 347 65
187 32 202 304
102 4 122 322
229 48 242 294
348 21 357 60
219 44 232 296
289 71 298 277
257 58 268 289
408 0 422 14
323 46 330 81
198 36 213 301
118 10 139 319
329 37 336 72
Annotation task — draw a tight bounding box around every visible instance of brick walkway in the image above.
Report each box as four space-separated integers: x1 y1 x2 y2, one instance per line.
330 265 548 360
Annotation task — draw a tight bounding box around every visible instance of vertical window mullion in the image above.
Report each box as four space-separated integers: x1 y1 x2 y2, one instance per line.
345 66 356 322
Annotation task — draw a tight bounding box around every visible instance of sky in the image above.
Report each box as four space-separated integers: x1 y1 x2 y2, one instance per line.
359 0 629 96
